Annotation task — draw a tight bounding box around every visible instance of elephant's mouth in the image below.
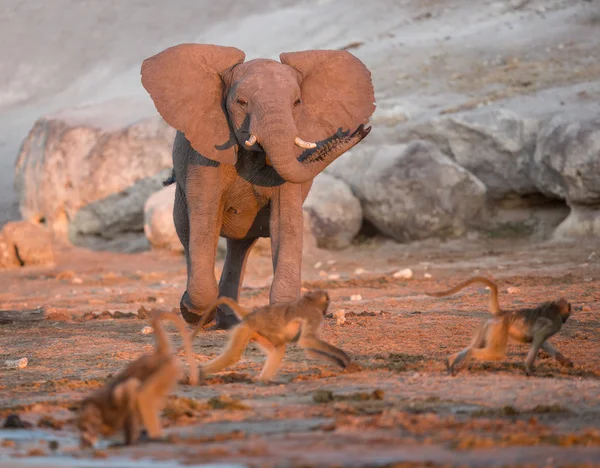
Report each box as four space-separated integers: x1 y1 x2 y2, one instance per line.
297 125 369 165
234 125 370 187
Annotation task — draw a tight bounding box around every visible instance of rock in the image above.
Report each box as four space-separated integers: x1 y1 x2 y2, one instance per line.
143 184 227 257
533 115 600 205
393 268 413 279
141 326 153 335
302 173 363 250
328 141 487 242
5 358 28 369
70 169 171 253
144 183 181 253
0 221 55 268
532 116 600 239
398 109 539 199
14 100 175 248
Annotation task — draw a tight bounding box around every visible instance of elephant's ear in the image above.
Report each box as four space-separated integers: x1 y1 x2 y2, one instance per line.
141 44 245 164
280 50 375 142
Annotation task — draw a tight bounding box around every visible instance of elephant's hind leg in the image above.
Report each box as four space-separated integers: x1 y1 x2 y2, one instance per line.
213 238 257 330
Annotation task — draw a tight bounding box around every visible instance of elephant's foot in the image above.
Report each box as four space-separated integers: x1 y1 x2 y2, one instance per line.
208 306 240 330
179 291 216 326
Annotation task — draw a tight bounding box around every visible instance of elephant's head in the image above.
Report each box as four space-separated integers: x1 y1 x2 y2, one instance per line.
141 44 375 186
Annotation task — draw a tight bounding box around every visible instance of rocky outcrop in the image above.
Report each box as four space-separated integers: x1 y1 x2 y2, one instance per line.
0 221 55 269
302 173 362 249
144 184 181 252
14 101 175 250
398 109 539 199
533 115 600 238
328 140 487 242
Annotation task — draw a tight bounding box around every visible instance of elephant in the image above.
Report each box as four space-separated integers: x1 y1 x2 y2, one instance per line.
141 43 375 329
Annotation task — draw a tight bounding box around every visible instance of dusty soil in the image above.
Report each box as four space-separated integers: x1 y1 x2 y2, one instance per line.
0 237 600 467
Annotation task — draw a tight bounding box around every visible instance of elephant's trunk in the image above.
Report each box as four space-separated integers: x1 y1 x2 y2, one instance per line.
254 109 371 185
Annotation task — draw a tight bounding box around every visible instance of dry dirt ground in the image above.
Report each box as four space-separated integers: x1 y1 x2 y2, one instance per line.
1 237 600 467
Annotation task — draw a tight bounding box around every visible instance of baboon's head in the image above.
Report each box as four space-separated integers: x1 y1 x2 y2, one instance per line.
77 401 103 448
555 298 572 323
304 289 330 315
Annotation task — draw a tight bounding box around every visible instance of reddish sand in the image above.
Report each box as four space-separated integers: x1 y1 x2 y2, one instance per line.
0 237 599 467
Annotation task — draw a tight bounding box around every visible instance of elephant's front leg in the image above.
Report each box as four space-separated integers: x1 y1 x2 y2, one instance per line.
180 165 224 325
213 238 257 329
269 182 304 304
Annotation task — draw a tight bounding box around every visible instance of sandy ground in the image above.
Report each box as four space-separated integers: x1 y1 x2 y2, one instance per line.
1 237 600 467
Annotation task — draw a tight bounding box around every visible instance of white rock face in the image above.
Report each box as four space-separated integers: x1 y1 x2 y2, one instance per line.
303 173 363 250
14 101 175 249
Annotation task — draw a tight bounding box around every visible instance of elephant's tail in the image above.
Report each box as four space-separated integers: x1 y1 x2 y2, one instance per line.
163 169 176 186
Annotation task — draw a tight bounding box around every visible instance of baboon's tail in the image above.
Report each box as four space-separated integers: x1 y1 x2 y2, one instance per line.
163 169 176 186
425 276 501 316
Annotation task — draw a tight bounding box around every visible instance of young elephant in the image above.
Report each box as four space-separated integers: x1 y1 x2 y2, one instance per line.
141 44 375 329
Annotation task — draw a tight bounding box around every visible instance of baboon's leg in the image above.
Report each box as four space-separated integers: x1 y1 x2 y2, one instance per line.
201 324 254 376
525 318 556 376
447 320 489 372
299 336 350 369
468 319 509 362
113 378 143 445
136 358 180 439
257 345 286 381
541 341 573 368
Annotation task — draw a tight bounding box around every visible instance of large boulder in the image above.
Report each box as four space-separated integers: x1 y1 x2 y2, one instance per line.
533 115 600 238
302 173 362 249
143 184 227 257
327 141 487 242
397 109 539 199
0 221 55 269
14 100 175 250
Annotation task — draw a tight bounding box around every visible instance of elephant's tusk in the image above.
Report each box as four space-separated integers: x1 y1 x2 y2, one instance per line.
294 137 317 150
245 134 257 147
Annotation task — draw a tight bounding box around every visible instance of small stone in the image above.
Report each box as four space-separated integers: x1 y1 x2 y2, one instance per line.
313 390 334 403
5 357 28 369
588 252 597 261
141 326 153 335
328 273 340 280
327 260 336 265
3 414 30 428
354 268 366 275
393 268 413 279
314 261 323 269
424 273 432 279
156 298 165 304
71 277 83 284
333 310 346 326
350 294 362 301
507 287 520 294
319 270 328 277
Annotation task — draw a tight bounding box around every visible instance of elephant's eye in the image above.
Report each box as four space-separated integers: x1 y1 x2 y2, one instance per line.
236 97 248 107
294 98 302 107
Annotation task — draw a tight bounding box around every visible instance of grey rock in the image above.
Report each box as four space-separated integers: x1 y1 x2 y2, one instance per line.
397 109 540 199
553 205 600 239
533 115 600 205
14 101 175 248
302 173 363 250
69 169 171 252
329 141 487 242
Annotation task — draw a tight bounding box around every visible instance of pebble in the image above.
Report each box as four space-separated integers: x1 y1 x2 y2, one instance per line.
424 273 432 279
72 277 83 284
350 294 362 301
507 287 521 294
5 358 28 369
354 268 366 275
393 268 413 279
328 274 340 280
156 298 165 304
141 326 153 335
314 262 323 269
333 310 346 326
327 260 336 265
